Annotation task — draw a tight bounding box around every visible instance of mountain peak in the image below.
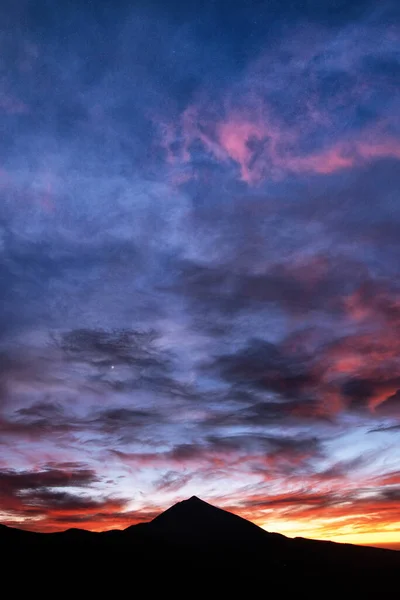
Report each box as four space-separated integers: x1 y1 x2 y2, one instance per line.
183 495 205 504
150 495 214 526
149 495 270 546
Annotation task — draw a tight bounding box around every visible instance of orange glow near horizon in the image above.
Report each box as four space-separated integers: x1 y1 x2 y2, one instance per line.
3 496 399 551
260 519 400 550
4 508 399 551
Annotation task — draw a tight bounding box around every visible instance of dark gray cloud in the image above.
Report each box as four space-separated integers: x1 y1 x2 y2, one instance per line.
0 466 98 491
204 338 319 403
368 423 400 434
379 487 400 502
342 377 400 413
58 328 170 371
0 464 129 528
155 470 193 492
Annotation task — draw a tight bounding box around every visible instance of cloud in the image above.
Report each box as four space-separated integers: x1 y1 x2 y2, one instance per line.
0 403 164 445
171 111 400 184
203 399 324 428
342 377 400 413
171 253 373 326
58 328 164 367
92 408 159 431
155 471 193 492
110 432 323 480
0 465 97 491
0 465 98 515
368 424 400 434
56 328 177 390
375 392 400 416
157 19 400 185
200 337 337 421
218 478 400 541
208 338 316 396
0 464 134 532
379 471 400 486
0 403 75 441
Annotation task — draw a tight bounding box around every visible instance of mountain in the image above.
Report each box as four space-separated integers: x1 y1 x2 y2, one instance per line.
147 495 284 544
1 496 399 592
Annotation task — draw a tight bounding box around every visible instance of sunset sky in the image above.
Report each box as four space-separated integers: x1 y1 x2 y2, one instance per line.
0 0 399 550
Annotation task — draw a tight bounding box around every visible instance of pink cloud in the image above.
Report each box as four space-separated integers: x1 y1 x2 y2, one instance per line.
356 138 400 162
216 115 283 183
285 145 354 175
158 99 400 185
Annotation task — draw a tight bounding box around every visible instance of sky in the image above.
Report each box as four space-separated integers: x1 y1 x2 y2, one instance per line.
0 0 399 550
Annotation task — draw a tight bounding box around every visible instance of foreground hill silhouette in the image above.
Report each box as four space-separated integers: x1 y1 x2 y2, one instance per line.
2 496 399 591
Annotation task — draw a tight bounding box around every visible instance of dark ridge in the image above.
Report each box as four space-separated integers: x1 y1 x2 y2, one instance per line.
1 496 399 591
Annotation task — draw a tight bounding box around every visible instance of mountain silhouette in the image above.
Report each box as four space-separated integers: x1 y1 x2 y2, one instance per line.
1 496 399 592
146 495 282 544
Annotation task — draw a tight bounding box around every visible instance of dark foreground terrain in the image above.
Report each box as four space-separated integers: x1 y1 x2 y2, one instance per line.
1 496 398 593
